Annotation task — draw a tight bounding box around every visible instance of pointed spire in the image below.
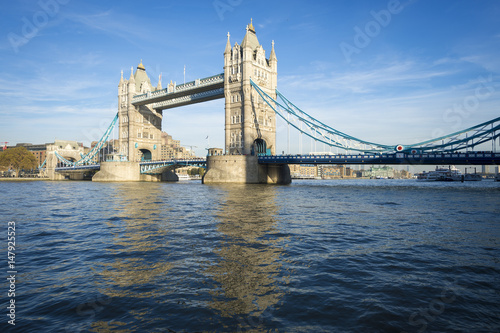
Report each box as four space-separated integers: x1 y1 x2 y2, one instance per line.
119 70 124 83
270 40 277 62
157 73 162 90
248 18 255 33
224 32 231 54
137 59 145 70
242 19 259 49
129 66 135 82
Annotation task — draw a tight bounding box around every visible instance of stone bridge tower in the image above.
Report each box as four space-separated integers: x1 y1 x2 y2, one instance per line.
223 20 278 155
117 61 163 162
204 21 290 184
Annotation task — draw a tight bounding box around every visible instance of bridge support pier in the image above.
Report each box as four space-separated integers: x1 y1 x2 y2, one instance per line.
202 155 291 184
92 162 161 182
47 168 65 180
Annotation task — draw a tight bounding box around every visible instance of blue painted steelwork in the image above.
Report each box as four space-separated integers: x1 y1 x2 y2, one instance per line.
54 151 77 166
140 158 207 174
259 152 500 165
250 80 500 154
54 113 118 167
402 118 500 153
75 113 118 165
55 164 101 172
251 79 392 153
38 158 46 169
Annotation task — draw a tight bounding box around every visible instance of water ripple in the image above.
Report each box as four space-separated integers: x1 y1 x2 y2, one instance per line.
0 180 498 332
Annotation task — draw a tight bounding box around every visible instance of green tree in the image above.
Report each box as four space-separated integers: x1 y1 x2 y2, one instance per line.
0 147 38 177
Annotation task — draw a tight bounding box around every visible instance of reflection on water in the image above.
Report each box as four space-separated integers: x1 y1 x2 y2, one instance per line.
89 183 175 333
96 184 172 298
205 185 288 330
86 182 289 332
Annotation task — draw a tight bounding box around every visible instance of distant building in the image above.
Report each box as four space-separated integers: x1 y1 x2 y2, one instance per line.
289 164 317 179
362 166 394 179
161 131 196 159
90 139 120 162
319 165 343 178
317 165 359 179
9 142 51 166
360 166 411 179
397 169 412 179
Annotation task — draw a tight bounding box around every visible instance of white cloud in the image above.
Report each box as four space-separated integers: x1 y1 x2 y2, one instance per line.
273 56 500 149
281 61 456 94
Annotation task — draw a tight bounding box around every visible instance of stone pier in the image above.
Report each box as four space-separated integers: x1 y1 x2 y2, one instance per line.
202 155 291 184
92 162 161 182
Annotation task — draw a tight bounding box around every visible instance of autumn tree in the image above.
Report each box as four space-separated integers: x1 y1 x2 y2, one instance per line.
0 147 38 177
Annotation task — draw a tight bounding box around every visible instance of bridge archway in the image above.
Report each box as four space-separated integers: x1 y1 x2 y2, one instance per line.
139 149 152 161
57 156 77 167
253 139 267 155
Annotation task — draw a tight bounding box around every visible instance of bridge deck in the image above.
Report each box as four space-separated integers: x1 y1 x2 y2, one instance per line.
259 152 500 165
140 158 206 174
55 164 101 172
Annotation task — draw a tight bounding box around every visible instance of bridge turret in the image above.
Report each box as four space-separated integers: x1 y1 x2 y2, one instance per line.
117 61 163 162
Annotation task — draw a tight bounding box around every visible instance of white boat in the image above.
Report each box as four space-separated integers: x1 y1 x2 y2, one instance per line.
417 166 463 181
176 173 191 181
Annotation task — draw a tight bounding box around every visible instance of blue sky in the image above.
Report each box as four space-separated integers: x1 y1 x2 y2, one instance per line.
1 0 499 156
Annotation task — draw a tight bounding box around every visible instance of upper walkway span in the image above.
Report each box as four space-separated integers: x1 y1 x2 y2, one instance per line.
132 73 224 110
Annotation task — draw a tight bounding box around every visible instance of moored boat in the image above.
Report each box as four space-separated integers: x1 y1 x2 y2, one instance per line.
463 173 482 181
176 173 191 180
417 166 462 181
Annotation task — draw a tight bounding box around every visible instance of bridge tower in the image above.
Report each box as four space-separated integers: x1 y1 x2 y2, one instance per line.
223 19 277 155
203 21 290 184
117 61 163 162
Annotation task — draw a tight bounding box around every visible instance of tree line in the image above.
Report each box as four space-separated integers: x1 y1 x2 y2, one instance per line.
0 147 38 177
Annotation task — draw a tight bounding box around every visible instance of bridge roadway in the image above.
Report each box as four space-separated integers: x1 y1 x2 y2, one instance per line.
258 152 500 165
55 164 100 172
140 158 207 174
54 158 207 174
54 152 499 174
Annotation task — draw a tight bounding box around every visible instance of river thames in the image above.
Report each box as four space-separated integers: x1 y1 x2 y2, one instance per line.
1 179 499 332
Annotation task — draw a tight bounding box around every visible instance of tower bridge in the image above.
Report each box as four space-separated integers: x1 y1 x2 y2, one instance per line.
47 20 500 183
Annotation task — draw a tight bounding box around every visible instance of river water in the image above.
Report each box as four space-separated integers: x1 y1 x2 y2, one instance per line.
1 179 499 332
